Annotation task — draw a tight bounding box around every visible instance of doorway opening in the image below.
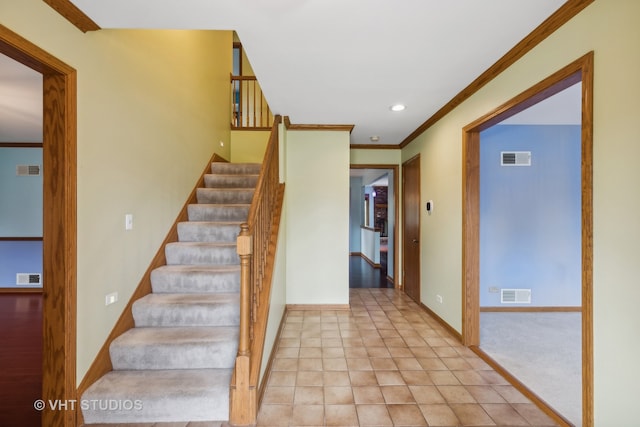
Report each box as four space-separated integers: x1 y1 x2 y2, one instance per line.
349 165 398 289
0 52 44 427
0 25 77 427
402 154 420 303
462 52 593 427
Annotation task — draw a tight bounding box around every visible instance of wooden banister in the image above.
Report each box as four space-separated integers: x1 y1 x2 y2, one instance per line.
231 75 274 130
229 115 283 426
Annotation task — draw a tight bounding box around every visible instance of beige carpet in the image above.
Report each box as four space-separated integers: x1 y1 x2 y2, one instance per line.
480 312 582 426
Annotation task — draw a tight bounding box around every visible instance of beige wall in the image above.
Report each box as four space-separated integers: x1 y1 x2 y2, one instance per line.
4 1 638 422
284 128 350 305
2 0 233 382
259 199 286 384
402 1 640 423
350 148 401 166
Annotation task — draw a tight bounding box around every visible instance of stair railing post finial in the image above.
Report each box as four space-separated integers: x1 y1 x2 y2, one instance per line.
236 223 253 357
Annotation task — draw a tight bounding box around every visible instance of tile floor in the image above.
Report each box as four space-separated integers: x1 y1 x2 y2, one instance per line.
256 288 558 426
82 422 222 427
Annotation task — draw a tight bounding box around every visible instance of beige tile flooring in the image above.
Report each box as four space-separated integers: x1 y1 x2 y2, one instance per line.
256 288 558 426
83 422 223 427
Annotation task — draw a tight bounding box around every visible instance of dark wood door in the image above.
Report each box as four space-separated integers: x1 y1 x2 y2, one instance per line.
402 155 420 302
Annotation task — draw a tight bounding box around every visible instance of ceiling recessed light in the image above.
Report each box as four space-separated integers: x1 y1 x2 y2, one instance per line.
390 104 406 112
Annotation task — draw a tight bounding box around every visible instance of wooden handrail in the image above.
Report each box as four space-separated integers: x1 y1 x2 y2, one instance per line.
230 115 283 426
231 75 274 129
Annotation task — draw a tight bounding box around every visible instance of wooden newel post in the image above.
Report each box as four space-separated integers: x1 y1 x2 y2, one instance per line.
230 223 256 426
236 223 252 357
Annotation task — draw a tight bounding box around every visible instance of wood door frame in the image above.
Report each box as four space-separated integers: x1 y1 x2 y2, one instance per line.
0 25 77 427
402 154 421 300
462 52 593 426
350 164 399 288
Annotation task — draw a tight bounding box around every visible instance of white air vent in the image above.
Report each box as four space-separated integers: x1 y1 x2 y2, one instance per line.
17 273 42 285
501 288 531 304
501 151 531 166
16 164 41 176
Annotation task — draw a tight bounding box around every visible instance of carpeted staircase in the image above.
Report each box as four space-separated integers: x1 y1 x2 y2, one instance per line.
81 161 261 424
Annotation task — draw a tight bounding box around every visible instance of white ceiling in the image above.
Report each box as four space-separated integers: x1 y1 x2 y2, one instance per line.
501 81 581 125
351 168 391 187
2 0 573 145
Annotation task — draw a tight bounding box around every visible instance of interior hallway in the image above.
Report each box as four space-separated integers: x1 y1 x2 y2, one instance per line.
349 255 392 289
256 288 558 426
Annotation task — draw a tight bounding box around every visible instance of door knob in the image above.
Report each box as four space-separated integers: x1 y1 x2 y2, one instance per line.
412 239 419 243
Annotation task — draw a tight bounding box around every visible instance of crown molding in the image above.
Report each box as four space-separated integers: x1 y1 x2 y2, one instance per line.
399 0 594 148
42 0 100 33
284 116 354 133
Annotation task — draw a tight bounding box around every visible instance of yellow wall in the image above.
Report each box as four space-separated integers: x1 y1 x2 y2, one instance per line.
1 0 233 381
230 130 270 163
402 1 640 423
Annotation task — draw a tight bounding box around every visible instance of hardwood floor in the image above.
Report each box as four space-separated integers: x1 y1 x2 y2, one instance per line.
0 292 43 427
349 254 393 289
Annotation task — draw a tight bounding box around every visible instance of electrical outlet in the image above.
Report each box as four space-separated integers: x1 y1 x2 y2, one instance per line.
436 295 443 304
105 292 118 306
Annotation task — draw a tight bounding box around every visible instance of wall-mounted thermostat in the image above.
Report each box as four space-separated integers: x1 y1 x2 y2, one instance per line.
426 200 433 215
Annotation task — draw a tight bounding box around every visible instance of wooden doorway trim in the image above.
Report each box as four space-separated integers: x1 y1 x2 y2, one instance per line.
462 52 593 426
350 164 399 288
0 25 77 427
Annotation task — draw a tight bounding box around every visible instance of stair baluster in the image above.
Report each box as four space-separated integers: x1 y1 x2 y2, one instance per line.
230 115 283 426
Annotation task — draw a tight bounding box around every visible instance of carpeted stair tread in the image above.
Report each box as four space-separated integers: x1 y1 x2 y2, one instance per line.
151 265 240 294
187 203 250 222
83 161 261 424
81 368 232 423
110 326 239 370
177 221 242 243
196 188 254 204
132 293 240 327
165 241 240 266
204 173 259 188
210 162 261 175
